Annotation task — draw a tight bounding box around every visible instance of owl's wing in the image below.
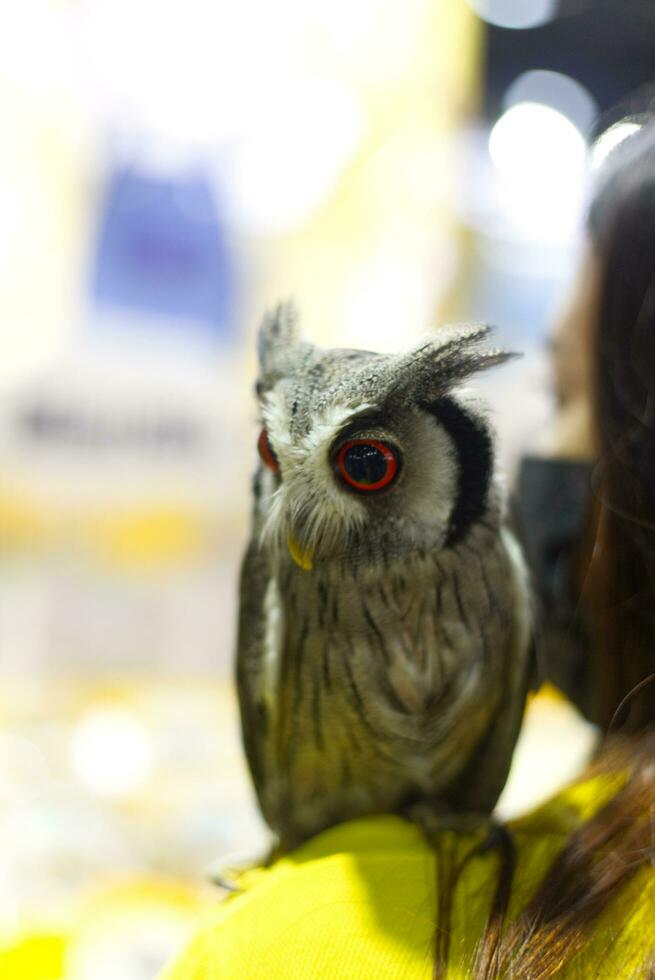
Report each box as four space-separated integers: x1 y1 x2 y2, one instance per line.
236 539 274 805
443 528 535 815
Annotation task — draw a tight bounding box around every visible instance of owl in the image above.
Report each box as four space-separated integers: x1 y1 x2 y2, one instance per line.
237 302 532 850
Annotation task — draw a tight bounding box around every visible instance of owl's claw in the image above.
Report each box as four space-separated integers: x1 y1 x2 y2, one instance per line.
206 844 275 892
404 802 503 847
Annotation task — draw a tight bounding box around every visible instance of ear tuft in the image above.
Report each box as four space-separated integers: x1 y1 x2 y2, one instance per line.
381 324 519 406
433 323 519 383
258 300 301 374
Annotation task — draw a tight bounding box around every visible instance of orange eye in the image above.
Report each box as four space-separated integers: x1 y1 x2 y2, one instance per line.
257 428 279 473
336 439 399 493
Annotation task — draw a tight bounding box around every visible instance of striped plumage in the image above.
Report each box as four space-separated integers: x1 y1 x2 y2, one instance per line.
237 303 532 849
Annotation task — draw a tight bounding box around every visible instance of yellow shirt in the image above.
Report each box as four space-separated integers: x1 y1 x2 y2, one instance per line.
161 774 655 979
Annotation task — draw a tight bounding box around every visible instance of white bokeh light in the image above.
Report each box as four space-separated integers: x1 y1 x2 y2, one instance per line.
467 0 557 30
489 102 586 184
503 70 597 136
223 79 368 235
67 913 192 980
489 101 588 239
70 708 154 799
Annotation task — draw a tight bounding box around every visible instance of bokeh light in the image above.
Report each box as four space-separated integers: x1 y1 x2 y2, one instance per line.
467 0 557 30
222 79 369 235
70 708 154 799
503 70 597 136
489 101 587 239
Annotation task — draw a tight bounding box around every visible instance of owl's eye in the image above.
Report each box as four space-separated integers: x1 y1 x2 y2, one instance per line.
336 439 399 493
257 428 279 473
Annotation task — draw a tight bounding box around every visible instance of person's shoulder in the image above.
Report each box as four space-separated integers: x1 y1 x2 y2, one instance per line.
289 813 429 860
160 780 654 980
159 816 438 980
158 805 581 980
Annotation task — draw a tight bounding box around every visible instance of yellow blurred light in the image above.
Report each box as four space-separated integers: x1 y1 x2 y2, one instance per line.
66 877 207 980
0 878 208 980
0 930 66 980
0 489 51 552
86 508 204 568
70 708 154 799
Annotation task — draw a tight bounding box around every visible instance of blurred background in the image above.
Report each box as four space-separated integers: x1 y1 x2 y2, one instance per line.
0 0 652 976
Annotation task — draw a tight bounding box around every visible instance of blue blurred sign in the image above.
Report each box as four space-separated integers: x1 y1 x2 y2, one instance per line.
91 166 235 339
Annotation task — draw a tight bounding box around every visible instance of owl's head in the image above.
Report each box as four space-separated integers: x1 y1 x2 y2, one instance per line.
253 302 515 572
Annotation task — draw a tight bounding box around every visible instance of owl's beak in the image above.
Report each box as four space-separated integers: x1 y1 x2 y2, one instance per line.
287 535 314 571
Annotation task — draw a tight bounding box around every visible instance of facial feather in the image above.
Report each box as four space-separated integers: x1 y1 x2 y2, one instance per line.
259 389 374 559
259 383 461 565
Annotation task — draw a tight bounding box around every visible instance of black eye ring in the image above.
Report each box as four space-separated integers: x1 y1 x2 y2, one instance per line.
335 439 400 493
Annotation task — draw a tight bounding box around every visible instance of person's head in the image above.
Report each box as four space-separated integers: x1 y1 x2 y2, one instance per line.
462 128 655 980
553 122 655 419
552 121 655 731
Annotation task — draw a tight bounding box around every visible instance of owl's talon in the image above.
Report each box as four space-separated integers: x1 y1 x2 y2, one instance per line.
405 803 501 843
206 844 275 892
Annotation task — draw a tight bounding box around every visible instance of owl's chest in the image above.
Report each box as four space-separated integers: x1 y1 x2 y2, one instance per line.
252 544 516 841
266 550 507 748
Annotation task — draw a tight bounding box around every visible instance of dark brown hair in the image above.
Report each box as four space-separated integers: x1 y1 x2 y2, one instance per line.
583 122 655 731
437 121 655 978
480 735 655 979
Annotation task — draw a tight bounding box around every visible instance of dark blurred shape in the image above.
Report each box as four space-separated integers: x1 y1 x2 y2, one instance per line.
16 401 204 454
482 0 655 136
